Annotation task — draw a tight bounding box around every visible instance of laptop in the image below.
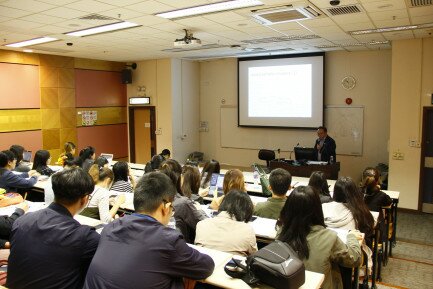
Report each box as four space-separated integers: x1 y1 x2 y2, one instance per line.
100 153 114 165
22 151 32 162
208 173 225 197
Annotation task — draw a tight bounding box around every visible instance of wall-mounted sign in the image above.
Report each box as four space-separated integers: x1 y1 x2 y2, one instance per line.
129 97 150 105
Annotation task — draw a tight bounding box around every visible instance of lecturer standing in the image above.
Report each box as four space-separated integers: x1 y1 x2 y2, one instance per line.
314 126 336 162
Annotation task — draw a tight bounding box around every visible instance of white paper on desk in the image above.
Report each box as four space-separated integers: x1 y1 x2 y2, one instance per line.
188 244 232 268
0 201 47 216
250 217 277 239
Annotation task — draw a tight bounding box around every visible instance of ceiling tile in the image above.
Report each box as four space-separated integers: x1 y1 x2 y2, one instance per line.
125 0 175 14
156 0 220 9
42 7 89 18
339 22 376 31
1 0 56 13
33 25 69 34
265 21 304 31
408 5 433 17
411 15 433 24
352 33 387 42
98 8 143 20
413 29 433 38
36 0 79 4
94 0 144 6
1 19 45 29
125 26 166 36
150 21 187 33
19 13 65 24
65 0 117 13
0 6 33 17
174 16 219 28
331 13 372 24
362 0 407 12
128 14 169 26
300 18 336 28
203 11 248 23
373 18 411 27
382 30 414 39
367 9 408 20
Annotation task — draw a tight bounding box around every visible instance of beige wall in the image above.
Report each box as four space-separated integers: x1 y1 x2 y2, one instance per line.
389 38 433 210
199 51 392 181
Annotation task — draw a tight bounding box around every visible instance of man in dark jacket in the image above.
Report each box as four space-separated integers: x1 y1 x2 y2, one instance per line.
6 168 99 289
83 172 214 289
314 126 336 162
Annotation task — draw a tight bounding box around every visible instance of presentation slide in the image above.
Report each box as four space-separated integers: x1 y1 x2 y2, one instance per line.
238 53 324 128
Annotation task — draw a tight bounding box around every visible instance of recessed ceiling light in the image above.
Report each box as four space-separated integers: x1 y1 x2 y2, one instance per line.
5 37 58 48
155 0 263 19
23 49 33 53
65 21 140 37
349 22 433 35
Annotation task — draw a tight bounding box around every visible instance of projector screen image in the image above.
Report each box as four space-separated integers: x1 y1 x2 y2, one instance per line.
238 53 324 128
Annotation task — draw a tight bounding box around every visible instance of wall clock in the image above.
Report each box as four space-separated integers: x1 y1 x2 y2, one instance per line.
342 76 356 90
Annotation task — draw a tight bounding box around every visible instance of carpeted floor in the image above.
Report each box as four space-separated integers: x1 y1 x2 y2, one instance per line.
374 211 433 289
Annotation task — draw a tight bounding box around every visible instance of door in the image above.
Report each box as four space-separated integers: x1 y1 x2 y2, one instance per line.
129 107 156 164
420 107 433 213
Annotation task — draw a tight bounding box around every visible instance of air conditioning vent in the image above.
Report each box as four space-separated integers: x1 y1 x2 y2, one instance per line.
406 0 432 7
242 34 320 44
78 13 117 21
252 3 321 25
324 5 362 16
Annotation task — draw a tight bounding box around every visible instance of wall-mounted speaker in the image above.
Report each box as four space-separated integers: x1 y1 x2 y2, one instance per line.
121 69 132 84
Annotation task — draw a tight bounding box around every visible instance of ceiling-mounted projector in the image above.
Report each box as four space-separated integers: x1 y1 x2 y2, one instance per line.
174 29 202 47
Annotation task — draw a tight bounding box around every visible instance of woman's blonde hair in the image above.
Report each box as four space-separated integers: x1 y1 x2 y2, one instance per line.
223 169 245 195
64 142 76 154
360 167 381 194
88 164 114 184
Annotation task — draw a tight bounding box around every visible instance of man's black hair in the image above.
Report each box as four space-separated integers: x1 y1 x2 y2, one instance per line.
269 168 292 196
134 172 176 213
52 167 94 206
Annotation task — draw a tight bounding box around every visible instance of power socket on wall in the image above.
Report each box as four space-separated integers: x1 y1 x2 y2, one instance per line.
392 151 404 160
155 128 162 135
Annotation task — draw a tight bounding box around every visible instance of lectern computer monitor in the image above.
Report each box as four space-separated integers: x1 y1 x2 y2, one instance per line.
294 147 316 161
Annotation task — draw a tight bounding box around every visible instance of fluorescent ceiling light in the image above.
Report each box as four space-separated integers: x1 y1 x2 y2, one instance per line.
5 37 57 48
23 49 33 53
349 22 433 35
65 21 140 37
155 0 263 19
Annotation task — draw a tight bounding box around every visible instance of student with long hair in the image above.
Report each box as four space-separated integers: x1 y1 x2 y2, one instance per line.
32 150 54 176
9 145 30 173
361 167 392 212
210 169 245 210
181 165 202 202
0 150 39 193
110 161 136 193
323 177 375 244
81 165 125 222
160 159 207 243
277 186 362 289
195 190 257 256
78 146 96 172
57 142 76 166
200 160 220 189
308 171 332 203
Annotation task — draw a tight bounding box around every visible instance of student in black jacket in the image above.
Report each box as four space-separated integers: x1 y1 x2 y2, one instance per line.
7 168 99 289
0 201 28 249
32 150 55 176
0 150 38 193
361 167 392 212
9 145 30 173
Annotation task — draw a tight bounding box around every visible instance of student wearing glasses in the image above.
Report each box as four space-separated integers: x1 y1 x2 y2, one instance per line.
83 172 214 289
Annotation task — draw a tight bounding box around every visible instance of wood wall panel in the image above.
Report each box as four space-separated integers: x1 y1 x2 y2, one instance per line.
77 124 128 158
60 108 76 128
0 109 41 132
59 68 75 88
76 107 126 126
74 58 124 71
0 63 40 109
41 88 59 109
60 128 77 147
42 129 60 150
41 109 60 129
0 50 39 65
40 66 58 88
75 69 127 107
39 55 73 68
59 88 75 108
0 131 43 154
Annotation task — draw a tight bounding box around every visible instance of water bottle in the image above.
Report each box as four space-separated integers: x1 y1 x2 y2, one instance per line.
329 156 334 164
253 170 259 186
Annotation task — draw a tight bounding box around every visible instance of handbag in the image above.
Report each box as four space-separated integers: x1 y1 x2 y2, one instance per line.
224 240 305 289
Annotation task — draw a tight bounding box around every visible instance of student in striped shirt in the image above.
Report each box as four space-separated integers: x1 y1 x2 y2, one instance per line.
110 161 136 193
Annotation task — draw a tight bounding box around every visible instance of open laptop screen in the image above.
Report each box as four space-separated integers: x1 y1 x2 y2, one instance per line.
208 173 224 197
100 153 114 164
22 151 32 162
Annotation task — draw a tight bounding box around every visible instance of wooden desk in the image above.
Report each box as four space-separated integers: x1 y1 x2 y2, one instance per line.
189 244 324 289
269 160 340 180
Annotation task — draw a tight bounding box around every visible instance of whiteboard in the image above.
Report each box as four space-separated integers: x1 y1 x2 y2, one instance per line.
220 105 363 156
325 106 364 156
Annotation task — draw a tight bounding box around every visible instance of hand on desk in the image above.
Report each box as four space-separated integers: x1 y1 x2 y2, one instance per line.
28 170 40 177
198 187 209 197
16 201 29 213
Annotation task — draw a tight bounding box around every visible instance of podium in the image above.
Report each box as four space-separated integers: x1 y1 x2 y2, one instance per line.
269 160 340 180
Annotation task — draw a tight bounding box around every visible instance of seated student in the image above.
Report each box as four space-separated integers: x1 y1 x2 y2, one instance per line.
83 172 214 289
181 165 202 203
110 161 136 193
81 165 125 223
195 189 257 256
160 148 171 160
308 171 333 203
0 150 39 193
44 159 78 204
254 168 291 219
32 150 55 176
6 168 100 289
57 142 76 166
160 159 207 243
361 167 392 212
9 145 30 173
277 186 362 289
210 169 246 210
322 177 374 245
144 154 164 173
0 201 28 249
78 146 96 172
95 156 109 169
200 159 220 189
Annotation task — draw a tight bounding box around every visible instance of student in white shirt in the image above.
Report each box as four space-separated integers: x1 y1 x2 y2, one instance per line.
81 165 125 222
